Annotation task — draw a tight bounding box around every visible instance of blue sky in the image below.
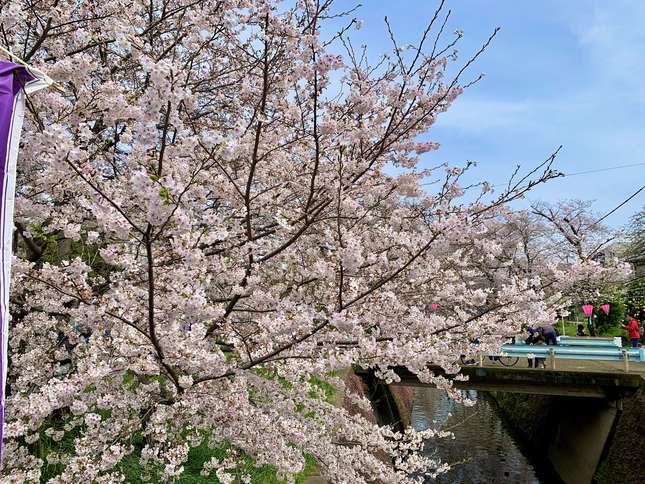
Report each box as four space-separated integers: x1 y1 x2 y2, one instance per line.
342 0 645 227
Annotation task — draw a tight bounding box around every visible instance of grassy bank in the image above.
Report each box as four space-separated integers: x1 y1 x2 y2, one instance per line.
555 320 631 344
34 371 339 483
37 430 318 484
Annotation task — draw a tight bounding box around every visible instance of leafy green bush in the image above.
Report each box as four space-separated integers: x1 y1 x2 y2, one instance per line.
593 291 627 334
565 289 627 335
625 278 645 315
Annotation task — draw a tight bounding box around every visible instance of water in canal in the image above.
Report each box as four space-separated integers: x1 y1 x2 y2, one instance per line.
411 388 558 483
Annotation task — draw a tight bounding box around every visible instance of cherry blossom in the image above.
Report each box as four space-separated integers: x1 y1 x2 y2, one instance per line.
0 1 626 482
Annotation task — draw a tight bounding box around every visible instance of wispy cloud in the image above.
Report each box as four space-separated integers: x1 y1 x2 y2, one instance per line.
435 98 535 133
566 1 645 100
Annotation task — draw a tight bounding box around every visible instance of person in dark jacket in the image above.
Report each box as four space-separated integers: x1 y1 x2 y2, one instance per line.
576 324 586 337
541 324 558 346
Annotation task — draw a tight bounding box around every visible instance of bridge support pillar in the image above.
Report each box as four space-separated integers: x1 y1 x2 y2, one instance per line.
547 398 618 484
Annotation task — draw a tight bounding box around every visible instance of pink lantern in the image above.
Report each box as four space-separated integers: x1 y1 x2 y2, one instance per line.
601 304 610 315
430 303 439 311
581 304 594 317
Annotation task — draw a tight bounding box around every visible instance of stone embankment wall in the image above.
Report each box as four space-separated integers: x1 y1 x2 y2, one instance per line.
597 388 645 484
305 370 414 484
352 369 414 430
489 387 645 484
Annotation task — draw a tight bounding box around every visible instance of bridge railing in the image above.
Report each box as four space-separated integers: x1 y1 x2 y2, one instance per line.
556 336 622 348
497 342 645 372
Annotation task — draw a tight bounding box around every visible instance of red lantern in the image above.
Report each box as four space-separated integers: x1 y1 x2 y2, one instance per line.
582 304 594 317
601 304 610 315
430 303 439 311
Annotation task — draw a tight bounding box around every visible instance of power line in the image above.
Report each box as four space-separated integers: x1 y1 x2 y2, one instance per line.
420 161 645 187
416 161 645 223
594 184 645 224
563 162 645 177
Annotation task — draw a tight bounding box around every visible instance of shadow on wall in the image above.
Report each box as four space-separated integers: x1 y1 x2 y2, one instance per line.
490 387 645 484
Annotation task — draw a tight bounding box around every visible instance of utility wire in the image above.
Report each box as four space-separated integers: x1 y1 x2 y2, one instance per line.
563 162 645 177
417 161 644 224
420 161 645 187
594 184 645 225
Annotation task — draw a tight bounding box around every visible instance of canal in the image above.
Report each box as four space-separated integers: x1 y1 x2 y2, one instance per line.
410 387 562 483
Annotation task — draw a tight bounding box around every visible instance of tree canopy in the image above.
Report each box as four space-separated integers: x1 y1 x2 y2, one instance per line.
0 1 627 482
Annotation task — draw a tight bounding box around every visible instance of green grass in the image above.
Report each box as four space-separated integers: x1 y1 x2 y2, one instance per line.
37 423 81 481
33 369 336 482
119 436 317 484
308 375 337 404
35 415 320 484
555 320 586 337
556 320 630 345
36 426 317 483
594 459 610 484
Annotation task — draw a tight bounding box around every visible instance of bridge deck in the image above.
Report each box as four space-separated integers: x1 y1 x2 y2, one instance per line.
481 358 645 376
357 360 645 399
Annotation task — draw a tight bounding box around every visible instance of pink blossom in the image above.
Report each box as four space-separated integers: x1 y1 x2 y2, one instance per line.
1 1 626 482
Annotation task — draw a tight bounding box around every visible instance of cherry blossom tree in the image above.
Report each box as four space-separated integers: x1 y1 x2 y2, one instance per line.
531 200 618 263
623 205 645 262
0 0 627 482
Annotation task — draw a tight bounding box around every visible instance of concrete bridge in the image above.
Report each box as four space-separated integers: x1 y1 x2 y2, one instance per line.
354 343 645 484
354 334 645 399
360 360 645 399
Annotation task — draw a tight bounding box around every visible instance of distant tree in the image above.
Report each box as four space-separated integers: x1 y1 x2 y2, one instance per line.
626 279 645 315
530 200 627 304
531 200 618 263
624 206 645 261
623 206 645 314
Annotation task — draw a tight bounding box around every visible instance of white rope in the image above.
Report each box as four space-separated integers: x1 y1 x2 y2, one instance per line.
0 45 64 93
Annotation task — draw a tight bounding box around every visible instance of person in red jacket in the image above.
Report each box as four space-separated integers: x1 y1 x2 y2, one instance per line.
623 315 641 348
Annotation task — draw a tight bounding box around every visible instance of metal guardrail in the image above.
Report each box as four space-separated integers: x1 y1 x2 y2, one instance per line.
501 345 641 358
555 336 622 348
498 342 645 372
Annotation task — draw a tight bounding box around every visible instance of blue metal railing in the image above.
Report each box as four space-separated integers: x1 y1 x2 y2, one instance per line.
554 336 622 348
500 344 642 361
492 337 645 371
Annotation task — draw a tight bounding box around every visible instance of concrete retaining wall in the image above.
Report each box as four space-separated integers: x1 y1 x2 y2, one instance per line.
305 369 413 484
357 369 414 431
596 388 645 484
490 387 644 484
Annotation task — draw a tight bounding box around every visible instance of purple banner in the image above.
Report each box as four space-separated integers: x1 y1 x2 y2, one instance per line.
0 61 51 462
